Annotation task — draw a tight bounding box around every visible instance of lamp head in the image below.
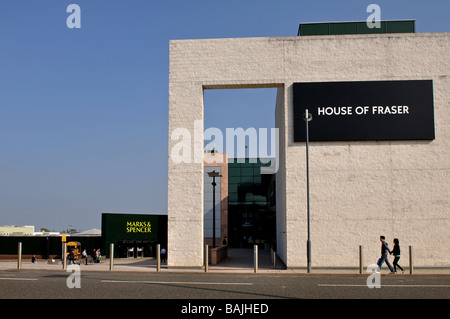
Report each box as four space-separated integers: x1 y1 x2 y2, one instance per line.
207 170 222 178
303 109 313 122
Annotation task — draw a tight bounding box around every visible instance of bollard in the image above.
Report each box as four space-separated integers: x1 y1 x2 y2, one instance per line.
156 244 161 272
204 245 209 273
359 245 363 274
109 243 114 271
409 246 413 275
62 242 67 270
254 245 258 273
17 242 22 270
273 250 277 269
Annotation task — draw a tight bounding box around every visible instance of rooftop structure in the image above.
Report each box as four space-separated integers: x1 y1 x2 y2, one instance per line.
297 20 415 36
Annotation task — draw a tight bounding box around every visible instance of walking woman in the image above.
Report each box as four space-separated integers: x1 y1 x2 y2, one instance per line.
391 238 404 273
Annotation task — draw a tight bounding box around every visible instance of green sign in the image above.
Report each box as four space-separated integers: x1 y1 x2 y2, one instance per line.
101 213 167 259
102 213 159 242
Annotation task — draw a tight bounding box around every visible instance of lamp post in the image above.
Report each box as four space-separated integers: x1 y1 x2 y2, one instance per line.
208 170 222 248
304 109 313 273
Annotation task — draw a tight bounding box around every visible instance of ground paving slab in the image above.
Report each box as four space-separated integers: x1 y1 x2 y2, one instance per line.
1 248 449 275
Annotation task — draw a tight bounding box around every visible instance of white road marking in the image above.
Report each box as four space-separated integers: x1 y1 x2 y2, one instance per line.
0 278 38 281
318 284 450 288
101 280 253 286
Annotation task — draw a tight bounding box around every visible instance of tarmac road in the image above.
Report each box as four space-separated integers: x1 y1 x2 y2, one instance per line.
1 269 449 300
1 269 448 317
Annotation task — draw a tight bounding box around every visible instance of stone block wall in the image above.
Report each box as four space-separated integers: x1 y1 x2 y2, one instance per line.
168 33 449 268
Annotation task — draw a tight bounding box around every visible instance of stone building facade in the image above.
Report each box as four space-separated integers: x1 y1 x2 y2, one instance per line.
168 32 449 268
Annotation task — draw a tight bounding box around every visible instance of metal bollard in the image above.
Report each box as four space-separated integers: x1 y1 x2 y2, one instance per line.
254 245 258 273
409 246 413 275
157 244 161 272
62 242 67 270
17 242 22 270
359 245 363 274
273 250 277 269
109 243 114 271
204 245 209 273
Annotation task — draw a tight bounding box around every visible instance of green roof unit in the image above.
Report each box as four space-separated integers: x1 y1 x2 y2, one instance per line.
297 20 415 36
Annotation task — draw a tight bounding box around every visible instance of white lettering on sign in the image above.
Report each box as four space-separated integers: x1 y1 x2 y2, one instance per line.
372 105 409 115
316 106 410 116
318 106 353 116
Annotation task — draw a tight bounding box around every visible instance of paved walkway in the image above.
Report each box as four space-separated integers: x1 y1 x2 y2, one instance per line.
1 248 449 275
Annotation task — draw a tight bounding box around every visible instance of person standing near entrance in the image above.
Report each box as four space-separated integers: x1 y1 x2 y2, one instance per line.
161 247 167 263
92 249 97 263
378 236 394 273
391 238 404 273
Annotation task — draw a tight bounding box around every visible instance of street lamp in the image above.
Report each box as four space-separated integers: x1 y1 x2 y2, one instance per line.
207 170 222 248
303 109 313 273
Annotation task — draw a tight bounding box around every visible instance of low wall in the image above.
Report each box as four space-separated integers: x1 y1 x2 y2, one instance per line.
0 254 62 260
0 236 102 258
208 245 227 265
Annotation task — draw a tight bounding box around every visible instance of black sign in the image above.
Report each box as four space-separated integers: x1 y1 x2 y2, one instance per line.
293 80 434 142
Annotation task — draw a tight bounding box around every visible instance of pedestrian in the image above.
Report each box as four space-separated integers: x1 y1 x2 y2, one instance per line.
161 247 167 263
31 255 37 264
391 238 404 273
69 249 76 264
82 249 88 265
96 249 101 263
378 236 394 273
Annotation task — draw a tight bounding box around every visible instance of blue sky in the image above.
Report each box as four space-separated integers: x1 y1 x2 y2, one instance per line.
0 1 448 231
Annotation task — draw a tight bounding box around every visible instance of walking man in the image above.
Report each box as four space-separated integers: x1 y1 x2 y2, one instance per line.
378 236 394 273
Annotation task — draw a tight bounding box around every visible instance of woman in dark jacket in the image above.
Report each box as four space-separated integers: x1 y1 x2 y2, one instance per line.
391 238 404 273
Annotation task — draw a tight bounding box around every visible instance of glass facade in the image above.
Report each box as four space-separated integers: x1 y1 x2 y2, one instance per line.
227 158 276 248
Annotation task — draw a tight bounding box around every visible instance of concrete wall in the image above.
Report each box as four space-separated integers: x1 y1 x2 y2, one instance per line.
168 33 450 268
275 86 287 264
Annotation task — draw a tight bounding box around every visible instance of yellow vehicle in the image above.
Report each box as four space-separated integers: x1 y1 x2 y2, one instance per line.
66 241 82 264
